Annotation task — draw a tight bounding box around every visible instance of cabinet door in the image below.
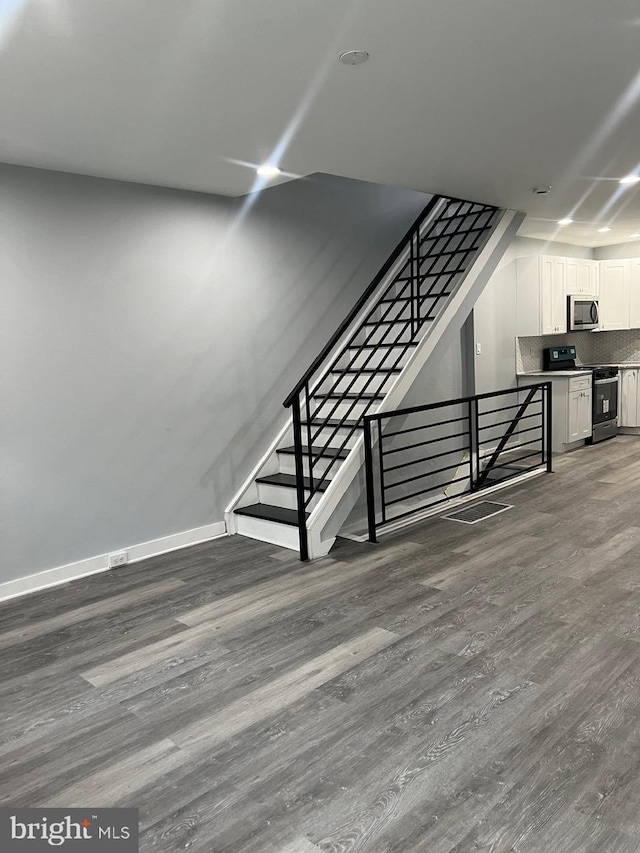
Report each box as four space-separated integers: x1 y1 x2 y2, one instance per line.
578 389 592 438
568 389 591 441
567 390 581 442
599 260 630 330
620 369 639 427
566 259 599 295
629 259 640 329
541 257 566 334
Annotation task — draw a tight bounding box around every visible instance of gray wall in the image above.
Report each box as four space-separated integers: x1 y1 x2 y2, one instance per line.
1 164 430 583
594 241 640 260
473 236 593 393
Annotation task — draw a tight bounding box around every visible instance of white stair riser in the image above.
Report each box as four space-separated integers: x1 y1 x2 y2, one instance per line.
353 324 413 346
316 373 396 396
339 347 413 370
304 425 362 448
257 482 324 512
235 514 300 551
370 303 412 322
278 452 343 480
382 279 412 299
310 399 376 421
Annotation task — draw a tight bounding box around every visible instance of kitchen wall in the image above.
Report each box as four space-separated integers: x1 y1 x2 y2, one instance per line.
591 330 640 363
594 242 640 261
1 164 431 586
473 236 593 391
516 333 597 372
516 330 640 372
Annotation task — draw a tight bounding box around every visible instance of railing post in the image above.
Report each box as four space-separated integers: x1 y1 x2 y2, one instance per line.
291 393 309 561
363 417 377 543
546 382 554 473
468 399 476 492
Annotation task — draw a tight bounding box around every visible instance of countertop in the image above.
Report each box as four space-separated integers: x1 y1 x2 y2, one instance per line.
518 370 592 377
584 363 640 368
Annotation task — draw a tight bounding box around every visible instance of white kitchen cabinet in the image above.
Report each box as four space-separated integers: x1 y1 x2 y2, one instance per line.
519 373 591 453
565 258 599 296
599 259 630 331
516 255 566 336
620 368 640 427
568 386 592 442
628 259 640 329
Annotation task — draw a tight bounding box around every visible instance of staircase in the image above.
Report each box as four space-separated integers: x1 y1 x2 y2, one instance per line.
226 195 524 558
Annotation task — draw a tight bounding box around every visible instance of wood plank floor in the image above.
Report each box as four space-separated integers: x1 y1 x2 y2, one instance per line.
3 436 640 851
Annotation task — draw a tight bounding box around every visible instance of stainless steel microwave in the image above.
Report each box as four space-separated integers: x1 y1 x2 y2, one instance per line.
568 296 599 331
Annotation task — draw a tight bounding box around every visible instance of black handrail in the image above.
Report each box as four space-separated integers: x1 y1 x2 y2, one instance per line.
283 195 441 408
363 382 552 541
282 196 501 559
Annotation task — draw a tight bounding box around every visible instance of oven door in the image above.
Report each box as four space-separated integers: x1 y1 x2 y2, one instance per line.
593 377 618 424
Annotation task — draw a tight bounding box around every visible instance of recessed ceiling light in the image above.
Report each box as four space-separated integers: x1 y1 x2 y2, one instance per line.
620 174 640 185
597 227 613 233
339 50 370 65
631 233 640 239
557 218 574 226
256 164 281 179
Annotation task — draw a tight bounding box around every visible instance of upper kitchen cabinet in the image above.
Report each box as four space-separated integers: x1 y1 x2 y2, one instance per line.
628 259 640 329
565 259 599 296
599 259 630 331
516 255 566 336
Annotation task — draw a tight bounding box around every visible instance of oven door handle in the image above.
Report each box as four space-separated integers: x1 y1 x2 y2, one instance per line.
594 378 618 385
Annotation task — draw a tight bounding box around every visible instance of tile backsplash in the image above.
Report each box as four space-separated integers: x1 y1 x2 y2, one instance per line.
516 329 640 372
590 329 640 363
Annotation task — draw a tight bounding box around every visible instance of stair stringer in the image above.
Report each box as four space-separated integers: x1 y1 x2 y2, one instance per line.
224 200 448 530
305 208 526 558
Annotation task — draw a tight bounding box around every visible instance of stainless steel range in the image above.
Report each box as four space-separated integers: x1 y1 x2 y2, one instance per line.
589 366 618 444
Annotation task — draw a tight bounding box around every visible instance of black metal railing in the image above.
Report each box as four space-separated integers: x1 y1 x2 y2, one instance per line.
363 382 552 542
283 195 502 559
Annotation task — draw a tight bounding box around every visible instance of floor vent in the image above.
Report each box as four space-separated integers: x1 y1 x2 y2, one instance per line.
442 501 512 525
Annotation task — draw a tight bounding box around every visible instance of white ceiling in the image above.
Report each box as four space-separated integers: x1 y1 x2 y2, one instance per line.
2 0 640 246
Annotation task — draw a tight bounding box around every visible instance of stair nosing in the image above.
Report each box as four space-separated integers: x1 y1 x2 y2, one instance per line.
234 503 309 526
255 473 330 492
302 419 362 428
329 368 401 375
312 393 384 400
277 445 351 459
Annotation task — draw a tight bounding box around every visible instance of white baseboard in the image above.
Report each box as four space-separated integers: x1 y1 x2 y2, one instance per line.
0 520 227 603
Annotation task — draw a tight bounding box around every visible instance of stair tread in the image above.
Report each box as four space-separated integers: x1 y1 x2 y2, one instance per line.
302 419 362 428
363 320 409 326
278 445 350 459
235 503 307 526
255 473 330 492
346 342 418 350
329 368 401 375
313 393 384 400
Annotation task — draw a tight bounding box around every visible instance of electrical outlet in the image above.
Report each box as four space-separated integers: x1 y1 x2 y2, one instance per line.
108 551 128 568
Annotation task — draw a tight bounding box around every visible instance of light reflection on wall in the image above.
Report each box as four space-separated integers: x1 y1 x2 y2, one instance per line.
0 0 26 49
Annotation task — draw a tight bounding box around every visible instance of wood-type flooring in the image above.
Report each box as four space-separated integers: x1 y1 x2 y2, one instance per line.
3 436 640 852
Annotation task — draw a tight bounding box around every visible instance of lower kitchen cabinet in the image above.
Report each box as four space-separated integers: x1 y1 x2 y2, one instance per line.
518 373 592 453
619 368 640 430
568 385 593 442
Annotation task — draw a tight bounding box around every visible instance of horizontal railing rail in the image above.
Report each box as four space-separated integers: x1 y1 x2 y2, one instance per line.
363 382 552 542
283 195 502 559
